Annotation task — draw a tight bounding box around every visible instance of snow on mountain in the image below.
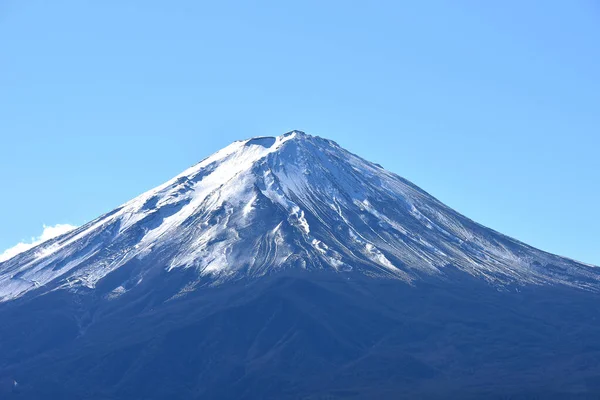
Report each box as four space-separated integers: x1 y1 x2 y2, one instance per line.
0 130 597 302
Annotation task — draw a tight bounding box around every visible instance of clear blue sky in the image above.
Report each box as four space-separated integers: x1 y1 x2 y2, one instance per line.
1 1 598 265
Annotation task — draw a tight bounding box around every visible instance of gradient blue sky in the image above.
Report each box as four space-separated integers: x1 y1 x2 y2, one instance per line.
1 1 599 265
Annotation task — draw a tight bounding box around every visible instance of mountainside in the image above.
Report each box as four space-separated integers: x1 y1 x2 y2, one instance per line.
1 131 599 399
0 131 597 303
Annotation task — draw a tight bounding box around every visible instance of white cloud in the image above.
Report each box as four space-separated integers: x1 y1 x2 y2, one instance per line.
0 224 77 263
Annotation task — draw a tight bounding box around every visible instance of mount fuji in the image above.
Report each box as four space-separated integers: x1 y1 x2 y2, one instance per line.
1 131 599 399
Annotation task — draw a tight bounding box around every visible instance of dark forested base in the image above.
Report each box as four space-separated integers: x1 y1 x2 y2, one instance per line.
2 268 600 399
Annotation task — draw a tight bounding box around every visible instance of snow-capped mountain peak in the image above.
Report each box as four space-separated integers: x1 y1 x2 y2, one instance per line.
0 131 597 302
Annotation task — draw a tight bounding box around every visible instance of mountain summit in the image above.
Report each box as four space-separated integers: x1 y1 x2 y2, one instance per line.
0 130 597 302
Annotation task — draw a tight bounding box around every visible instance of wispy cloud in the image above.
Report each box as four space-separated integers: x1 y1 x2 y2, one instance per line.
0 224 77 262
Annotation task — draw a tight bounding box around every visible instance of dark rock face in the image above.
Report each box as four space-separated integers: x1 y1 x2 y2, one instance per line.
2 269 600 400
